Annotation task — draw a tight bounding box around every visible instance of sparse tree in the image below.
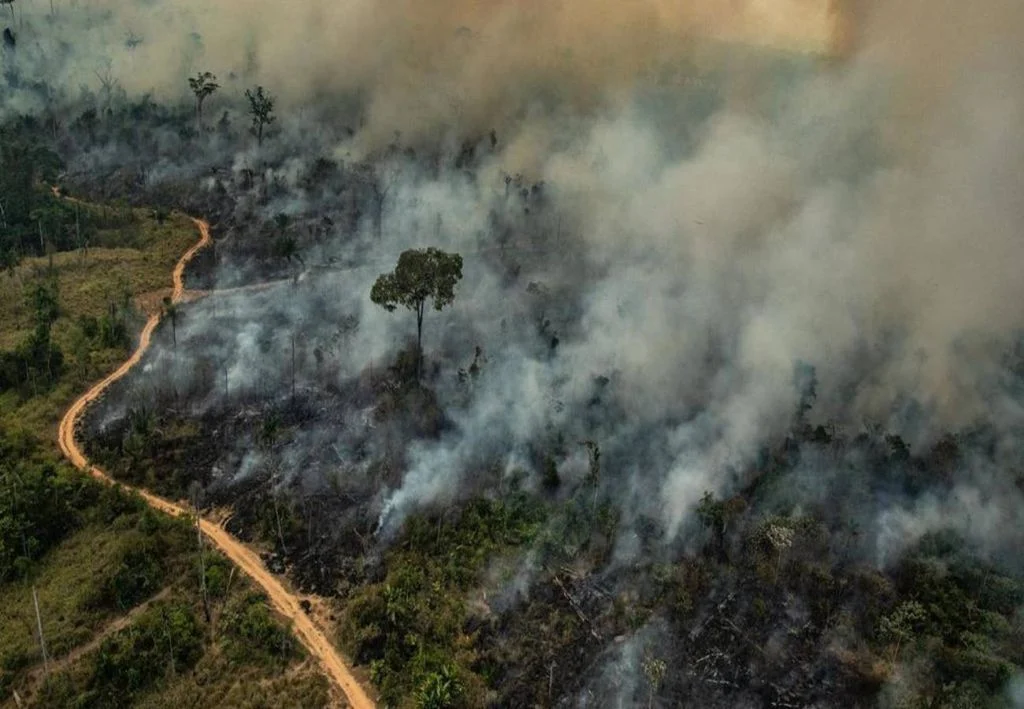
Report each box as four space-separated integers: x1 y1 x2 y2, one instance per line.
189 483 211 625
162 296 178 347
766 520 794 578
25 277 60 384
272 213 303 272
32 587 49 676
244 86 275 147
370 247 463 382
793 361 817 431
641 652 666 708
581 439 601 510
878 600 926 663
188 71 219 130
415 664 463 709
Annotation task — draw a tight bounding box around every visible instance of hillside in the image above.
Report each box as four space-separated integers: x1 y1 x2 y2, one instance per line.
0 187 334 707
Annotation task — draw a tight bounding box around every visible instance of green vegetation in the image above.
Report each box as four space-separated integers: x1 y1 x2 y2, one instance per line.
0 203 195 436
187 71 220 130
343 495 543 707
0 182 331 707
0 123 168 270
220 591 301 668
0 465 328 708
371 247 464 381
244 86 276 147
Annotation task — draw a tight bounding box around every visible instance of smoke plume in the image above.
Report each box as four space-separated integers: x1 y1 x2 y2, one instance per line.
9 0 1024 584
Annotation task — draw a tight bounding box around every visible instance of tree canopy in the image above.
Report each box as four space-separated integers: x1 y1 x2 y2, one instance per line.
371 247 463 380
244 85 275 146
188 71 219 128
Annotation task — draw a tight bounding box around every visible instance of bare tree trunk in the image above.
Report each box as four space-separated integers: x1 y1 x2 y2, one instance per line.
548 661 555 702
197 522 211 623
272 468 288 555
163 608 176 676
75 204 82 261
416 303 424 382
32 588 49 676
372 182 387 240
374 195 383 239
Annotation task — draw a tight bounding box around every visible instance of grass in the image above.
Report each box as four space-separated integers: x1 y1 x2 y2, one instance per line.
0 208 197 445
15 546 334 709
0 196 336 708
135 657 332 709
0 483 335 708
0 522 153 670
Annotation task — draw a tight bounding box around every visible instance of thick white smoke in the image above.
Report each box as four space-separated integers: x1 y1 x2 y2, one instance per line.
21 0 1024 553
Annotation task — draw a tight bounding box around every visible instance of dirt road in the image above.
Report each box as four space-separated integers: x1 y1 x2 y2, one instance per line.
56 216 375 709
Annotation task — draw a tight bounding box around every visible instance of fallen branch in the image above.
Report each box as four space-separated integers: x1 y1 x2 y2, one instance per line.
553 575 601 641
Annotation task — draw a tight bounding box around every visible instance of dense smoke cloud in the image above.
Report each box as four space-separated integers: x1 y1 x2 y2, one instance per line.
6 0 836 144
15 0 1024 560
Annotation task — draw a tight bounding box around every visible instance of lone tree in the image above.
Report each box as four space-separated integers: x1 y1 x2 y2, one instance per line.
370 247 463 382
162 296 178 347
188 71 219 129
244 85 275 147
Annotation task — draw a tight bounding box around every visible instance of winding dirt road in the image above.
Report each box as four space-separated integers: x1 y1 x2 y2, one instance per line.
56 216 375 709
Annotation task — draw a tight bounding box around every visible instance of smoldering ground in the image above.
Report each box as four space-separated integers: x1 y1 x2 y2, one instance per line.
9 0 1024 703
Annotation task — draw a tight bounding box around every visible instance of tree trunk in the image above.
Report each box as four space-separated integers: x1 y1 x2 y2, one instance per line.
416 302 424 382
32 588 49 676
75 204 82 261
373 191 384 239
274 496 287 553
197 523 211 624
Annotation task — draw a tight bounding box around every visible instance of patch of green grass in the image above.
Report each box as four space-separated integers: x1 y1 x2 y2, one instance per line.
342 495 545 707
0 197 330 708
0 210 196 347
134 655 331 709
22 566 326 709
0 503 192 697
0 208 197 444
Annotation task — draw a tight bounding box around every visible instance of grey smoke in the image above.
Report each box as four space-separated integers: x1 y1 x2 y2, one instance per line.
11 0 1022 580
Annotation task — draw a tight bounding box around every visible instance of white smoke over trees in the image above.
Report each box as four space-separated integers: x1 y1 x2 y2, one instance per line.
15 0 1019 541
6 0 1024 702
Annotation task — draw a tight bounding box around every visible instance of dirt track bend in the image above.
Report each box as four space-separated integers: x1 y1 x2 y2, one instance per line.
56 216 375 709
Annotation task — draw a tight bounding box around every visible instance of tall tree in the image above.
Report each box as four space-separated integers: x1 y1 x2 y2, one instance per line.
370 248 463 381
244 86 275 147
24 277 60 385
187 71 219 130
162 296 178 347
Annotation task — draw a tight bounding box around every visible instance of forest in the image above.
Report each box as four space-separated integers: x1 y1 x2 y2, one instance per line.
2 0 1024 707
